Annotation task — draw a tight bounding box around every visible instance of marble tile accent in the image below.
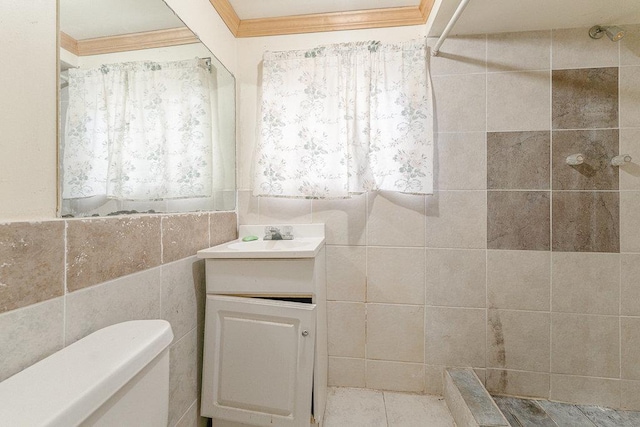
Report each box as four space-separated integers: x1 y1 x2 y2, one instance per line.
367 247 425 305
550 374 620 408
425 249 486 308
487 250 551 311
365 360 425 393
367 192 425 247
487 191 550 251
487 30 551 73
487 309 550 372
432 74 486 132
552 28 620 69
552 67 618 130
487 70 551 131
425 191 487 249
312 194 367 245
486 369 550 399
65 267 161 344
620 66 640 128
169 329 199 427
323 388 387 427
428 34 486 76
435 132 487 190
66 216 162 292
162 214 209 264
487 131 550 190
551 252 620 315
327 301 365 358
0 220 65 313
209 211 237 247
366 303 424 363
384 391 455 427
619 128 640 191
425 307 486 367
620 24 640 66
161 257 205 342
621 317 640 380
326 246 366 302
552 191 620 253
0 297 64 382
328 357 365 388
552 129 619 191
551 313 620 378
621 191 640 253
621 254 640 316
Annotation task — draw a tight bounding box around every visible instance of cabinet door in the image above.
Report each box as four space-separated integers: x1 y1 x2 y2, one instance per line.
202 295 316 427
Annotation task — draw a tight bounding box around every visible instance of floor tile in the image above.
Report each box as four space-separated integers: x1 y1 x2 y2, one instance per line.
323 387 387 427
384 392 455 427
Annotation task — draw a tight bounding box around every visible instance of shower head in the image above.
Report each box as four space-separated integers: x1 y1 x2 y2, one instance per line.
589 25 625 41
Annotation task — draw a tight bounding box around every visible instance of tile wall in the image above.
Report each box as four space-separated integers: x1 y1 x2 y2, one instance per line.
0 211 237 426
237 24 640 409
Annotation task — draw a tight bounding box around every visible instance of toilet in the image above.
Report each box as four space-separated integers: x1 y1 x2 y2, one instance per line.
0 320 173 426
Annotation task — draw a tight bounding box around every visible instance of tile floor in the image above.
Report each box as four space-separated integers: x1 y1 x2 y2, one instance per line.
323 387 456 427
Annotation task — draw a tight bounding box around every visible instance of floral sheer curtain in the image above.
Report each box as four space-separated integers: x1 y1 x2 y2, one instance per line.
63 58 214 200
254 39 433 198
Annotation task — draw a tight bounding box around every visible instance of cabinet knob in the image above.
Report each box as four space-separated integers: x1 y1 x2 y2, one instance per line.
301 330 309 337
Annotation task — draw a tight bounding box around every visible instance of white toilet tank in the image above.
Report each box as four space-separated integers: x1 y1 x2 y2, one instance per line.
0 320 174 427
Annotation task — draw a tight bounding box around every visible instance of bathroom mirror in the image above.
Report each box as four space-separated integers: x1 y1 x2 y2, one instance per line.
59 0 236 217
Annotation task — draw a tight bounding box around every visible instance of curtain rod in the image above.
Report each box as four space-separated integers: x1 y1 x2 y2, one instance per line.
432 0 472 56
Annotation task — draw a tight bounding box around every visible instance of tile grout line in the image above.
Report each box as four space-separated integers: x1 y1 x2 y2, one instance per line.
63 220 68 347
549 29 554 401
484 31 490 382
381 390 390 427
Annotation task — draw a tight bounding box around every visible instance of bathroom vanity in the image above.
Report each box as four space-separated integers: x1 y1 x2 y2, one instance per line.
198 224 327 427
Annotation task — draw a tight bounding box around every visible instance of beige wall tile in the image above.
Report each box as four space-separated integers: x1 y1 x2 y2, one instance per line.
425 307 486 367
312 194 367 246
426 249 486 308
368 247 425 305
621 24 640 66
621 380 640 411
162 214 209 264
487 309 550 372
209 212 237 247
486 369 550 399
327 301 365 358
425 191 486 249
620 191 640 253
552 27 619 69
328 357 365 388
428 34 486 75
0 220 65 313
366 303 424 363
432 74 486 132
621 254 640 316
620 66 640 128
65 267 162 344
551 313 620 378
365 360 425 393
326 246 366 302
487 30 551 72
367 192 425 247
551 252 620 315
237 190 260 225
161 257 205 342
0 297 64 382
169 329 199 427
487 250 550 311
550 374 620 408
66 216 162 292
424 364 445 395
435 132 487 191
259 197 312 224
487 71 551 131
622 317 640 380
620 128 640 191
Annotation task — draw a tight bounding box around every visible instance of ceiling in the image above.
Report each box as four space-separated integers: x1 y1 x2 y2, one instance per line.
59 0 640 41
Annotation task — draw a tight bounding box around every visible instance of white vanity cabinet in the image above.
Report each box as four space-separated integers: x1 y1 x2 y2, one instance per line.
198 225 327 427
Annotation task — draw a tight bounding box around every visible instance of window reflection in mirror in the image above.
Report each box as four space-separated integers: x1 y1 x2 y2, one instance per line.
59 0 235 217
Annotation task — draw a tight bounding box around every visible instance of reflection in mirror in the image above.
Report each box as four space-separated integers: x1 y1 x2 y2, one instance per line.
59 0 236 217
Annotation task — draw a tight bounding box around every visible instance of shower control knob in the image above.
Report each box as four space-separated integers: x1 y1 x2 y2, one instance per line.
301 330 309 337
